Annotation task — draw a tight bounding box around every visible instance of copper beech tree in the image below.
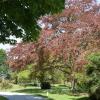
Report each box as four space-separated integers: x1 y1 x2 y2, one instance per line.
8 0 100 90
38 0 100 90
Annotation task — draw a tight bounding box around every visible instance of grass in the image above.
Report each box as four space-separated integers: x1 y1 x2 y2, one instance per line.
0 96 8 100
35 94 88 100
13 85 88 100
0 84 89 100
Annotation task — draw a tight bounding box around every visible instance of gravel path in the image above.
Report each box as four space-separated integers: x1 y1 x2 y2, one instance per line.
0 92 45 100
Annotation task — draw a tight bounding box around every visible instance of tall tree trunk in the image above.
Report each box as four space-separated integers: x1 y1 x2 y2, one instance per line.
15 75 18 84
71 73 77 94
71 78 76 93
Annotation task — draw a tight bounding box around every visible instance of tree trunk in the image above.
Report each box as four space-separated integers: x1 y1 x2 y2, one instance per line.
71 78 75 92
15 76 18 84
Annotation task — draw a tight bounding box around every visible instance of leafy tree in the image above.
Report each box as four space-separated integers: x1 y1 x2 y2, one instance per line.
18 70 31 83
0 49 6 65
7 0 100 92
38 0 100 92
86 52 100 100
0 0 64 43
7 43 65 84
7 42 38 71
0 49 8 77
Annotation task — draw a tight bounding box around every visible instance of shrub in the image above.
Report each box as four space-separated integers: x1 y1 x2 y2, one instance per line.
0 80 12 89
76 73 90 93
86 52 100 100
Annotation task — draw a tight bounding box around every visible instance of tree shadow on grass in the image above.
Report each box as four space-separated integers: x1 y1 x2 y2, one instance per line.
13 88 54 100
14 88 45 94
35 94 54 100
58 84 70 88
51 84 69 88
74 97 89 100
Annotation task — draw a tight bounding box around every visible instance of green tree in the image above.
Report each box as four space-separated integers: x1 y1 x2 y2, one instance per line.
18 70 31 83
86 52 100 100
0 0 64 43
0 49 8 77
0 49 6 65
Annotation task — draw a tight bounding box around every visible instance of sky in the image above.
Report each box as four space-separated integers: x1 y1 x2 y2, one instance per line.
97 0 100 2
0 0 100 51
0 44 13 51
0 37 21 51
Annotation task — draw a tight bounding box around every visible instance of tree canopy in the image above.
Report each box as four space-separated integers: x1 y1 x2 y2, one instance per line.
0 49 8 77
0 0 64 44
7 0 100 87
0 49 6 65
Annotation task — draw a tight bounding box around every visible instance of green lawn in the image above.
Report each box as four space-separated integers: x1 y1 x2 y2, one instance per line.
0 96 8 100
13 85 88 100
0 84 88 100
35 94 89 100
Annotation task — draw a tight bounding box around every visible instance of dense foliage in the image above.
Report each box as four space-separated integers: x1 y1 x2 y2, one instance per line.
0 0 64 43
86 52 100 100
0 49 8 77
